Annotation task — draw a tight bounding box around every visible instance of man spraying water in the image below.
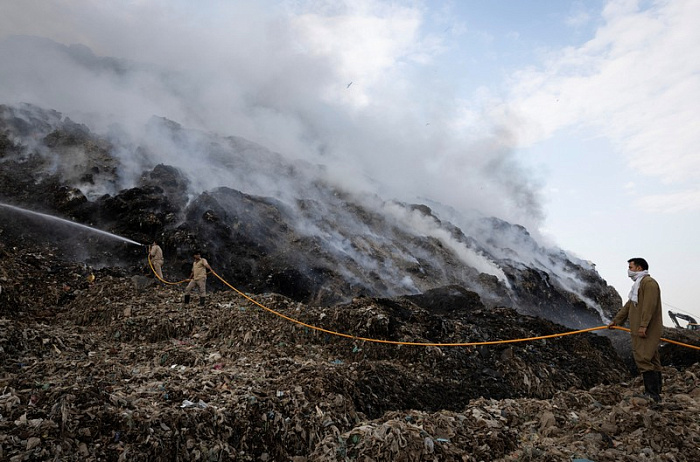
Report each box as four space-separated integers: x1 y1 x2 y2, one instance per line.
148 241 164 280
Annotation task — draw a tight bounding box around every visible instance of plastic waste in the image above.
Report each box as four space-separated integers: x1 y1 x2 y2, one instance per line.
180 399 208 409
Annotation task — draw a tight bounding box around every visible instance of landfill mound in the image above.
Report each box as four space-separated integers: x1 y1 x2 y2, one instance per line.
0 102 622 330
1 244 699 461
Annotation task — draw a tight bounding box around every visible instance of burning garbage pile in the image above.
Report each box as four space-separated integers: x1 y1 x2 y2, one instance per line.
0 103 624 331
1 244 699 461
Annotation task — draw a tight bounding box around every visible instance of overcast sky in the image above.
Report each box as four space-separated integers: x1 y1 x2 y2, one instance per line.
1 0 698 325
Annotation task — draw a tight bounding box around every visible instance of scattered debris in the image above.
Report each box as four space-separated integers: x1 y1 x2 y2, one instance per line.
1 244 699 460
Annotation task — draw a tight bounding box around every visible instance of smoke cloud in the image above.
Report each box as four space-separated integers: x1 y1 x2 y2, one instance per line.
0 0 544 233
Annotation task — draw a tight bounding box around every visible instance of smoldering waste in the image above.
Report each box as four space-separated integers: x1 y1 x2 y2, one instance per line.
1 245 699 461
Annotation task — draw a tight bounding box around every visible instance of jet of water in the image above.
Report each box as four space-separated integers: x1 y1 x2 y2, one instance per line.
0 202 144 246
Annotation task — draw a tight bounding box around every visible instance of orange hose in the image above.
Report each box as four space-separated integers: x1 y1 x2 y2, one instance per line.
146 258 700 350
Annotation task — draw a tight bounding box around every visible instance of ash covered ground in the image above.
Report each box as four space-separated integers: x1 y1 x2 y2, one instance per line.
1 242 699 461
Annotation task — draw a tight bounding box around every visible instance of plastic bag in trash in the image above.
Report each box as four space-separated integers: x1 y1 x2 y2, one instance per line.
180 399 208 409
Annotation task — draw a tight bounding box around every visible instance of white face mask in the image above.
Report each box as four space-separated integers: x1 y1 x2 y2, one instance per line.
628 269 641 279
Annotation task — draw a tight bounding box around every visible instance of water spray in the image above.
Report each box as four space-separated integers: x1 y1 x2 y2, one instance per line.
0 202 144 246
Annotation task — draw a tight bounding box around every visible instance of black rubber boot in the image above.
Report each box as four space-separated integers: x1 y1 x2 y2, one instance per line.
199 297 205 306
655 371 663 396
184 294 190 305
642 371 661 402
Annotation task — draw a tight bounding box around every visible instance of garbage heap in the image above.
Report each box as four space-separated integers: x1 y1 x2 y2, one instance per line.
1 244 699 461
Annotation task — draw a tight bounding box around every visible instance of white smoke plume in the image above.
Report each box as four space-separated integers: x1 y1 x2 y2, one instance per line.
0 1 544 234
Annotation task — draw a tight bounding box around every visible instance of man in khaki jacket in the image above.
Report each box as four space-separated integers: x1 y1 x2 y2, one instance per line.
608 257 663 401
184 251 212 306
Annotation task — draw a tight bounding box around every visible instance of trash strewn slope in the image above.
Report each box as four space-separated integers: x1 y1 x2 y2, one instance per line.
1 244 699 461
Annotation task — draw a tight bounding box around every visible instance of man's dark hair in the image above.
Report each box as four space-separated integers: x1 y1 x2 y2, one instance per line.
628 257 649 270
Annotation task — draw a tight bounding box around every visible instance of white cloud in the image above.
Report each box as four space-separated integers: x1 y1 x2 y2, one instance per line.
502 0 700 187
636 189 700 213
565 11 591 28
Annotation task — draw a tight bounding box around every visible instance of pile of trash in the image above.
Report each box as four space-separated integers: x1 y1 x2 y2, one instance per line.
310 371 700 461
0 102 623 328
1 244 699 461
